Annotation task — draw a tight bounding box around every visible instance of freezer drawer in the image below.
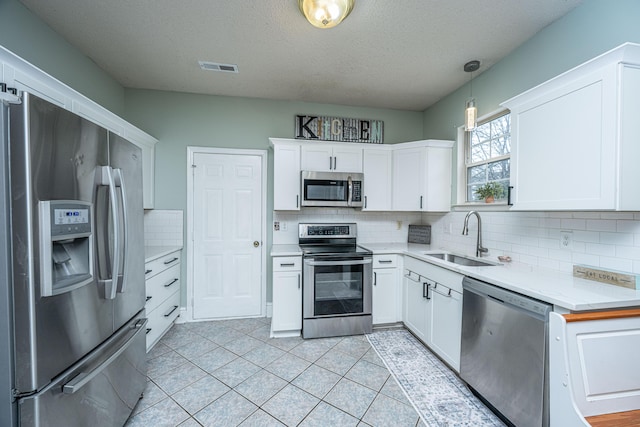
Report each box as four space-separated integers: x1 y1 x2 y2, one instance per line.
18 316 147 427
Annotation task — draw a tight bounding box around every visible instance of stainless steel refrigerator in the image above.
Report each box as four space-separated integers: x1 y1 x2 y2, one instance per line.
0 92 147 426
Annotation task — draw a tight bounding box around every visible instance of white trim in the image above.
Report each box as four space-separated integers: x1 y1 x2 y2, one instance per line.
185 146 268 322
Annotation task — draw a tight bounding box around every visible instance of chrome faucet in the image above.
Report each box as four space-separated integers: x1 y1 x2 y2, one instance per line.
462 211 488 258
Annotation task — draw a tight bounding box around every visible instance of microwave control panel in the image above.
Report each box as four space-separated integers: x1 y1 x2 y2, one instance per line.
352 181 362 202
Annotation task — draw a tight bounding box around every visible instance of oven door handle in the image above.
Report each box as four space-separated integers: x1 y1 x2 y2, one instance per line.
304 258 373 267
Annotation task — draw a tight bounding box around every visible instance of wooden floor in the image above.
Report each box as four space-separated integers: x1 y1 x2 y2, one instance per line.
586 409 640 427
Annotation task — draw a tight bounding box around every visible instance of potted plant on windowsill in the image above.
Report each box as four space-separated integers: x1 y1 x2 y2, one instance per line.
475 182 504 203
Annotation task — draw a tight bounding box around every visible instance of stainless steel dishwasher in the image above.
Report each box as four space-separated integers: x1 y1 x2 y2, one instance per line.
460 277 552 427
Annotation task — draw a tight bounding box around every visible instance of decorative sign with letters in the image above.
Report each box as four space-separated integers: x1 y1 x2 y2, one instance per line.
295 115 384 143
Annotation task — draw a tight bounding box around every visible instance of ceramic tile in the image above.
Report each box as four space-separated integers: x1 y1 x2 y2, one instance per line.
238 409 285 427
345 360 390 392
222 317 266 333
235 369 288 406
173 338 218 360
146 350 188 378
333 336 372 359
125 397 190 427
315 348 359 376
247 324 272 341
360 348 385 367
379 377 410 405
262 384 320 426
194 391 257 427
177 418 202 427
362 394 419 427
191 346 237 374
199 325 244 345
212 357 261 388
323 378 377 419
292 364 342 399
223 335 263 356
264 352 311 382
266 335 304 351
170 375 230 415
147 342 173 360
299 402 359 427
132 379 168 415
289 339 331 362
160 328 203 350
242 342 286 367
152 361 208 395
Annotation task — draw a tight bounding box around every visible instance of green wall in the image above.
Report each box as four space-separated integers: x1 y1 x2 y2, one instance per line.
423 0 640 140
0 0 125 114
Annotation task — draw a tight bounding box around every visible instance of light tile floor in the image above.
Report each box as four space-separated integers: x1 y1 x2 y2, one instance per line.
125 318 424 427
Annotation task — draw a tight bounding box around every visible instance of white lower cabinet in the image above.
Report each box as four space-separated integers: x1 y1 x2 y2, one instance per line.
145 249 182 351
372 255 401 325
271 256 302 337
403 256 463 372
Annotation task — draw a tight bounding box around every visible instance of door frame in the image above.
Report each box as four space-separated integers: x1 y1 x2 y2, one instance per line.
185 146 268 322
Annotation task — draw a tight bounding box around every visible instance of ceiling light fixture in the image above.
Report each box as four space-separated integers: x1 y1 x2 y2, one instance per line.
464 60 480 132
298 0 355 29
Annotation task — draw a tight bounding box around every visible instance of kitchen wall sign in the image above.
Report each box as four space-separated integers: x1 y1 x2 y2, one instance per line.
295 115 384 143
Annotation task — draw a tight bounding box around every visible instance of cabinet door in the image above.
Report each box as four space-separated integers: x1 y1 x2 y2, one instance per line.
430 288 462 372
424 147 452 212
332 145 363 172
273 143 301 210
301 144 334 171
363 148 392 210
392 147 425 211
372 268 398 325
510 66 617 210
272 270 302 333
403 272 430 342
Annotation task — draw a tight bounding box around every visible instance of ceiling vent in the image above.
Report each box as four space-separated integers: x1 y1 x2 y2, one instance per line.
198 61 239 73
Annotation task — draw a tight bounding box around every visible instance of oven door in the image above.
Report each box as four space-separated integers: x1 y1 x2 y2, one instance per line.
303 256 372 318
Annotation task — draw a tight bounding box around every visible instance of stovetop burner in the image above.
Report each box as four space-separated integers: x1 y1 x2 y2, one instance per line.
298 223 371 257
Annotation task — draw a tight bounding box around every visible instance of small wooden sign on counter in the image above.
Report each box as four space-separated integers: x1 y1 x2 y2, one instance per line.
573 265 639 290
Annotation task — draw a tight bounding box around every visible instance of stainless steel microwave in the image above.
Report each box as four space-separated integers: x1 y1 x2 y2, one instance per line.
301 171 364 208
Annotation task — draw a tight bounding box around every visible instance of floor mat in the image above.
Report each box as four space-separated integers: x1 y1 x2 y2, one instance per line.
367 329 506 427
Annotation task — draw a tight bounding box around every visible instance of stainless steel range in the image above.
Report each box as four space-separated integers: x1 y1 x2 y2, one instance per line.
299 223 373 339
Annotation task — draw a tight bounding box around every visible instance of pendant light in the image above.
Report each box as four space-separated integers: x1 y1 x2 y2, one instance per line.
298 0 355 29
464 60 480 132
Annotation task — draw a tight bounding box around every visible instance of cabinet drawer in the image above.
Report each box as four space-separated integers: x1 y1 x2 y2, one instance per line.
146 290 180 351
373 255 398 268
145 251 181 279
272 256 302 271
145 263 181 313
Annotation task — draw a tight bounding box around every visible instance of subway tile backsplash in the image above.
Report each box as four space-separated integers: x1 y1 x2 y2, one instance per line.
144 209 184 247
424 211 640 275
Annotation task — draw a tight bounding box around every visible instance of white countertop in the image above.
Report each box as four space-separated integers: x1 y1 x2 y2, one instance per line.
145 245 183 263
270 242 640 311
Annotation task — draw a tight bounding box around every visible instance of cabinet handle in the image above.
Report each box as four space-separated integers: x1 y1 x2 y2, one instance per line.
145 269 152 275
364 195 367 209
164 278 179 288
420 196 423 209
378 260 393 264
296 195 299 208
329 157 333 170
280 263 295 267
423 282 431 300
164 257 179 265
164 305 179 317
145 328 152 335
508 186 514 206
334 156 337 170
432 286 453 297
145 296 152 302
373 272 377 286
298 273 301 289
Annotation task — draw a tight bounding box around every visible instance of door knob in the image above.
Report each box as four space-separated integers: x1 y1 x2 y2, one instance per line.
253 241 260 247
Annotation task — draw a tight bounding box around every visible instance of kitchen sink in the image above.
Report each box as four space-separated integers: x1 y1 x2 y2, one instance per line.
423 252 500 267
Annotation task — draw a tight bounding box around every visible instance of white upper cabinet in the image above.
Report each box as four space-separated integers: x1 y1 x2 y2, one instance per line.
362 146 392 211
270 138 301 211
301 142 363 172
392 140 453 212
503 42 640 211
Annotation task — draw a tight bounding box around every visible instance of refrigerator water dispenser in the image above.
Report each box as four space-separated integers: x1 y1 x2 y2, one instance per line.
39 200 94 296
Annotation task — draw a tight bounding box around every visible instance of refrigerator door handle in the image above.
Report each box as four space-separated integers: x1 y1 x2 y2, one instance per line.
62 318 147 394
112 168 128 294
97 166 121 300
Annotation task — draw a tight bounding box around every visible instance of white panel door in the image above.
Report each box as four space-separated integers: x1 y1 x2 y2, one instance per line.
192 153 263 319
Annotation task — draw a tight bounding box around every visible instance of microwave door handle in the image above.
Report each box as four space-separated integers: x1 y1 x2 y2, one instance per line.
304 258 372 267
347 175 353 206
112 168 127 294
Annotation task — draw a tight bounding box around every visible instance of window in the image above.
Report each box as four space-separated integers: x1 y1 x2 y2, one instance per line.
465 112 511 202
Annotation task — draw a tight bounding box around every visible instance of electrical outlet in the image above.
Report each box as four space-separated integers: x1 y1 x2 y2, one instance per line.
560 230 573 250
396 220 402 230
281 222 288 231
273 221 280 231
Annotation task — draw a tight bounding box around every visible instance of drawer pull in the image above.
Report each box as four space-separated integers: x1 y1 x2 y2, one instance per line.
163 257 179 265
146 328 152 334
280 263 295 267
378 260 393 264
145 269 152 275
164 305 179 317
146 296 152 302
164 278 179 288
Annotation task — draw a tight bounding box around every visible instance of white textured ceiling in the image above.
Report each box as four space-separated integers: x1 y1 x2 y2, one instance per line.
20 0 582 111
